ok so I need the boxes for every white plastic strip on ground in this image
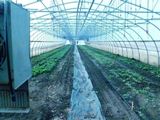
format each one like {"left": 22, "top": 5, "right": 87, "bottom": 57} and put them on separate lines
{"left": 68, "top": 45, "right": 105, "bottom": 120}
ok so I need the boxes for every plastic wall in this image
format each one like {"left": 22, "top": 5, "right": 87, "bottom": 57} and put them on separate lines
{"left": 30, "top": 29, "right": 67, "bottom": 57}
{"left": 11, "top": 0, "right": 160, "bottom": 64}
{"left": 87, "top": 36, "right": 160, "bottom": 66}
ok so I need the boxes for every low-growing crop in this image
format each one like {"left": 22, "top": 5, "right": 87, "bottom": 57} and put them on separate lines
{"left": 32, "top": 45, "right": 71, "bottom": 76}
{"left": 79, "top": 45, "right": 160, "bottom": 119}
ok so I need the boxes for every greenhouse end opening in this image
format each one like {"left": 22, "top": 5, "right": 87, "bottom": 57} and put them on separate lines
{"left": 0, "top": 0, "right": 160, "bottom": 120}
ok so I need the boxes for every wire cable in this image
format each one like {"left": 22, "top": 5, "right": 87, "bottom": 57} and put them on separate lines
{"left": 0, "top": 34, "right": 6, "bottom": 67}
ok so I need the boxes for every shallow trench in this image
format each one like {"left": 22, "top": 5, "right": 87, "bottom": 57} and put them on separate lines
{"left": 68, "top": 45, "right": 105, "bottom": 120}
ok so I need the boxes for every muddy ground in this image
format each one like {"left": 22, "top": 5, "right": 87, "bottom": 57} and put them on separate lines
{"left": 0, "top": 45, "right": 146, "bottom": 120}
{"left": 0, "top": 48, "right": 73, "bottom": 120}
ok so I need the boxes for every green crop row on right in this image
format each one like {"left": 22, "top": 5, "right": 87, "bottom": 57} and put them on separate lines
{"left": 79, "top": 45, "right": 160, "bottom": 120}
{"left": 80, "top": 46, "right": 160, "bottom": 80}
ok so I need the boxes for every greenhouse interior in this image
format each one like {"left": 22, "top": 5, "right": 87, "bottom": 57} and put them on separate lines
{"left": 0, "top": 0, "right": 160, "bottom": 120}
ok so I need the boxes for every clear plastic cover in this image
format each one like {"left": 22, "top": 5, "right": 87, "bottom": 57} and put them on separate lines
{"left": 9, "top": 0, "right": 160, "bottom": 66}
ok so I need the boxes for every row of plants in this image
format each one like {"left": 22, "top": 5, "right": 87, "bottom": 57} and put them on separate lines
{"left": 79, "top": 45, "right": 160, "bottom": 120}
{"left": 31, "top": 46, "right": 66, "bottom": 65}
{"left": 84, "top": 46, "right": 160, "bottom": 81}
{"left": 32, "top": 45, "right": 71, "bottom": 76}
{"left": 108, "top": 68, "right": 158, "bottom": 120}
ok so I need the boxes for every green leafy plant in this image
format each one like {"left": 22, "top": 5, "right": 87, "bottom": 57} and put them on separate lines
{"left": 32, "top": 45, "right": 71, "bottom": 76}
{"left": 79, "top": 45, "right": 160, "bottom": 119}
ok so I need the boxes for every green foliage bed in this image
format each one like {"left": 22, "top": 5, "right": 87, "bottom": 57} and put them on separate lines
{"left": 79, "top": 45, "right": 160, "bottom": 120}
{"left": 31, "top": 45, "right": 71, "bottom": 76}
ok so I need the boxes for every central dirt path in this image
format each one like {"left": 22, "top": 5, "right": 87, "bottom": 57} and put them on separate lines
{"left": 68, "top": 46, "right": 105, "bottom": 120}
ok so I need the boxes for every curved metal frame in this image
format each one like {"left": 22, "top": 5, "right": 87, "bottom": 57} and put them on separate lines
{"left": 12, "top": 0, "right": 160, "bottom": 65}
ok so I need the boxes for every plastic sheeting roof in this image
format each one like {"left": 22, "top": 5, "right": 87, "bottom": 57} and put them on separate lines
{"left": 9, "top": 0, "right": 160, "bottom": 65}
{"left": 11, "top": 0, "right": 160, "bottom": 40}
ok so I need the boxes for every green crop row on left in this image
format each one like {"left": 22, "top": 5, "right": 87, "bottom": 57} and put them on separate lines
{"left": 31, "top": 45, "right": 71, "bottom": 76}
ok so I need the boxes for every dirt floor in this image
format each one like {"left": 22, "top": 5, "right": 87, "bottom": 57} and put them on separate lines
{"left": 0, "top": 47, "right": 73, "bottom": 120}
{"left": 0, "top": 45, "right": 149, "bottom": 120}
